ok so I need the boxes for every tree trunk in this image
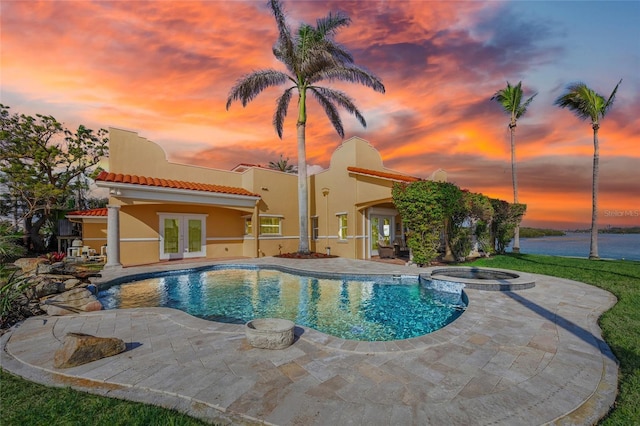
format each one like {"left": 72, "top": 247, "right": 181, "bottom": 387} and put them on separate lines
{"left": 296, "top": 96, "right": 310, "bottom": 254}
{"left": 510, "top": 124, "right": 520, "bottom": 253}
{"left": 442, "top": 218, "right": 455, "bottom": 262}
{"left": 589, "top": 125, "right": 600, "bottom": 259}
{"left": 24, "top": 215, "right": 47, "bottom": 253}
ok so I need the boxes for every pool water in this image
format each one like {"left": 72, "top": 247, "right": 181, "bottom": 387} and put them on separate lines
{"left": 98, "top": 267, "right": 467, "bottom": 341}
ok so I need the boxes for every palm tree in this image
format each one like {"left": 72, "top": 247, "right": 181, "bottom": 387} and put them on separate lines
{"left": 554, "top": 79, "right": 622, "bottom": 259}
{"left": 226, "top": 0, "right": 384, "bottom": 254}
{"left": 491, "top": 81, "right": 537, "bottom": 253}
{"left": 268, "top": 154, "right": 296, "bottom": 173}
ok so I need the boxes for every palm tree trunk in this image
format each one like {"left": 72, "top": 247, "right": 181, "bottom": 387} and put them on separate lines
{"left": 296, "top": 108, "right": 310, "bottom": 254}
{"left": 510, "top": 125, "right": 520, "bottom": 253}
{"left": 589, "top": 125, "right": 600, "bottom": 259}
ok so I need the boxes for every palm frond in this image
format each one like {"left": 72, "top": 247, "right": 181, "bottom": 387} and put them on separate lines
{"left": 309, "top": 88, "right": 345, "bottom": 137}
{"left": 273, "top": 88, "right": 294, "bottom": 138}
{"left": 315, "top": 11, "right": 351, "bottom": 38}
{"left": 491, "top": 81, "right": 536, "bottom": 120}
{"left": 603, "top": 79, "right": 622, "bottom": 116}
{"left": 554, "top": 82, "right": 600, "bottom": 122}
{"left": 313, "top": 65, "right": 385, "bottom": 93}
{"left": 269, "top": 0, "right": 295, "bottom": 62}
{"left": 226, "top": 70, "right": 290, "bottom": 109}
{"left": 311, "top": 86, "right": 366, "bottom": 128}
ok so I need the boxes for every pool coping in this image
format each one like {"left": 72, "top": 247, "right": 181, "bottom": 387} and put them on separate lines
{"left": 1, "top": 257, "right": 619, "bottom": 425}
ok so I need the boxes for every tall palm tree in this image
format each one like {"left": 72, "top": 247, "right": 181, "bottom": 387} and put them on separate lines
{"left": 227, "top": 0, "right": 384, "bottom": 254}
{"left": 268, "top": 154, "right": 296, "bottom": 173}
{"left": 554, "top": 79, "right": 622, "bottom": 259}
{"left": 491, "top": 81, "right": 537, "bottom": 253}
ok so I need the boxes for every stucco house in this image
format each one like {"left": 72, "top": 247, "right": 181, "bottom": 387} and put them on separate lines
{"left": 70, "top": 128, "right": 445, "bottom": 267}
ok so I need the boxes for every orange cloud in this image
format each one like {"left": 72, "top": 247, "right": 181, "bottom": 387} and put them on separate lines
{"left": 2, "top": 0, "right": 638, "bottom": 229}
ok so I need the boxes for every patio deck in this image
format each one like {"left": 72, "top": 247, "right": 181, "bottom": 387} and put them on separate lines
{"left": 1, "top": 257, "right": 618, "bottom": 425}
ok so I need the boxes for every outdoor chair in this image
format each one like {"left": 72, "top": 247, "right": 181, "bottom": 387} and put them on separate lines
{"left": 378, "top": 240, "right": 395, "bottom": 258}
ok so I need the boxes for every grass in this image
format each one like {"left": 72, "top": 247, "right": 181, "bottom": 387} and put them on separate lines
{"left": 469, "top": 254, "right": 640, "bottom": 425}
{"left": 0, "top": 368, "right": 209, "bottom": 425}
{"left": 1, "top": 254, "right": 638, "bottom": 424}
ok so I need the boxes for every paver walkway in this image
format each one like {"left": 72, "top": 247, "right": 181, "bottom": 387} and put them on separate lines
{"left": 1, "top": 258, "right": 618, "bottom": 425}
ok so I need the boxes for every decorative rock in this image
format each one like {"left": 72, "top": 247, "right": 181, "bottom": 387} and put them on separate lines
{"left": 63, "top": 278, "right": 82, "bottom": 291}
{"left": 245, "top": 318, "right": 295, "bottom": 349}
{"left": 41, "top": 288, "right": 103, "bottom": 315}
{"left": 54, "top": 332, "right": 126, "bottom": 368}
{"left": 34, "top": 279, "right": 64, "bottom": 298}
{"left": 13, "top": 258, "right": 48, "bottom": 273}
{"left": 36, "top": 263, "right": 54, "bottom": 274}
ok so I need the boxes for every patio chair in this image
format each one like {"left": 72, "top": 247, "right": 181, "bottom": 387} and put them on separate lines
{"left": 378, "top": 240, "right": 395, "bottom": 258}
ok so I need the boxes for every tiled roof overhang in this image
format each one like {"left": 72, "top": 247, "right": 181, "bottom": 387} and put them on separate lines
{"left": 66, "top": 208, "right": 108, "bottom": 218}
{"left": 95, "top": 171, "right": 260, "bottom": 208}
{"left": 347, "top": 167, "right": 421, "bottom": 183}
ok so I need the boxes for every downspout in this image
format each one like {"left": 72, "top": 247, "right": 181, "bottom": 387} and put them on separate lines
{"left": 253, "top": 201, "right": 260, "bottom": 258}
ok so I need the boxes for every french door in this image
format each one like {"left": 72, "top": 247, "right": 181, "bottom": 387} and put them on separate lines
{"left": 370, "top": 215, "right": 393, "bottom": 256}
{"left": 159, "top": 214, "right": 206, "bottom": 260}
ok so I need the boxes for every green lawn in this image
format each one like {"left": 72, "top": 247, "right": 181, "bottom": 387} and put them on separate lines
{"left": 1, "top": 254, "right": 638, "bottom": 425}
{"left": 0, "top": 367, "right": 209, "bottom": 425}
{"left": 469, "top": 254, "right": 640, "bottom": 425}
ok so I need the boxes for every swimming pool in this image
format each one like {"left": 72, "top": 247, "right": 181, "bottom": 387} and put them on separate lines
{"left": 98, "top": 266, "right": 467, "bottom": 341}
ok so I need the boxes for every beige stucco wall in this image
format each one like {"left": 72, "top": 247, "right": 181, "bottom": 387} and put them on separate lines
{"left": 115, "top": 203, "right": 250, "bottom": 266}
{"left": 80, "top": 221, "right": 107, "bottom": 253}
{"left": 309, "top": 137, "right": 413, "bottom": 259}
{"left": 109, "top": 128, "right": 243, "bottom": 187}
{"left": 102, "top": 130, "right": 445, "bottom": 264}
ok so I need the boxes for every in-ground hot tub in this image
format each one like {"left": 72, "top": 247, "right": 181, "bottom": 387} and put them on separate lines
{"left": 424, "top": 267, "right": 535, "bottom": 291}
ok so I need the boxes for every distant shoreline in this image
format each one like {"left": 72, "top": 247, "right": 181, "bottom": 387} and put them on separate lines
{"left": 521, "top": 226, "right": 640, "bottom": 238}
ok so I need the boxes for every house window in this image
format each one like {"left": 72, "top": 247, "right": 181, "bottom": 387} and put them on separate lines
{"left": 337, "top": 213, "right": 348, "bottom": 240}
{"left": 244, "top": 217, "right": 252, "bottom": 235}
{"left": 311, "top": 216, "right": 319, "bottom": 240}
{"left": 260, "top": 216, "right": 282, "bottom": 235}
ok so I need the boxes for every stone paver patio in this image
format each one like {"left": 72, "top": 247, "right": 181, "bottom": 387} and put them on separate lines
{"left": 1, "top": 258, "right": 618, "bottom": 425}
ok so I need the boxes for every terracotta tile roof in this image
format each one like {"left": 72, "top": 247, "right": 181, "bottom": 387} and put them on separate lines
{"left": 67, "top": 208, "right": 108, "bottom": 217}
{"left": 347, "top": 167, "right": 421, "bottom": 183}
{"left": 95, "top": 171, "right": 260, "bottom": 197}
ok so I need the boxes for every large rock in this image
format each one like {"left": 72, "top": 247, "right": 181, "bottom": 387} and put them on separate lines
{"left": 54, "top": 332, "right": 126, "bottom": 368}
{"left": 33, "top": 277, "right": 65, "bottom": 298}
{"left": 41, "top": 288, "right": 102, "bottom": 315}
{"left": 13, "top": 258, "right": 48, "bottom": 273}
{"left": 63, "top": 278, "right": 82, "bottom": 291}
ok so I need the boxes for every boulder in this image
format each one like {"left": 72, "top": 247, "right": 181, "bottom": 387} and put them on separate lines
{"left": 34, "top": 278, "right": 65, "bottom": 298}
{"left": 13, "top": 258, "right": 48, "bottom": 273}
{"left": 41, "top": 288, "right": 103, "bottom": 315}
{"left": 63, "top": 278, "right": 82, "bottom": 291}
{"left": 54, "top": 332, "right": 126, "bottom": 368}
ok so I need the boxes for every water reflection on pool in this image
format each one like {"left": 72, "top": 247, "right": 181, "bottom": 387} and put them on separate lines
{"left": 99, "top": 267, "right": 467, "bottom": 341}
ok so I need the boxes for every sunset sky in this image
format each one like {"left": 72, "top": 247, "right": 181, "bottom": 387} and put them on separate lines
{"left": 2, "top": 0, "right": 639, "bottom": 229}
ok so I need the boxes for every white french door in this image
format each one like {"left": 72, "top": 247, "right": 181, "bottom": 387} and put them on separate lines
{"left": 159, "top": 214, "right": 206, "bottom": 260}
{"left": 370, "top": 215, "right": 393, "bottom": 256}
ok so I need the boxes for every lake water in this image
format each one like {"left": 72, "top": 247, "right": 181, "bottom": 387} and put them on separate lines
{"left": 508, "top": 232, "right": 640, "bottom": 261}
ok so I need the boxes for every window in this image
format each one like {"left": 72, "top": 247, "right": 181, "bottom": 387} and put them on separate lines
{"left": 311, "top": 216, "right": 319, "bottom": 240}
{"left": 244, "top": 217, "right": 252, "bottom": 235}
{"left": 337, "top": 214, "right": 348, "bottom": 240}
{"left": 260, "top": 216, "right": 282, "bottom": 235}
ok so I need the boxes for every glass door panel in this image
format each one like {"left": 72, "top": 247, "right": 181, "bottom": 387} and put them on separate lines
{"left": 164, "top": 218, "right": 180, "bottom": 255}
{"left": 188, "top": 219, "right": 202, "bottom": 253}
{"left": 160, "top": 214, "right": 206, "bottom": 260}
{"left": 370, "top": 215, "right": 394, "bottom": 257}
{"left": 371, "top": 217, "right": 380, "bottom": 255}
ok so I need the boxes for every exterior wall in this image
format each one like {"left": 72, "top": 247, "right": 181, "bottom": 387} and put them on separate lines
{"left": 309, "top": 137, "right": 409, "bottom": 259}
{"left": 115, "top": 203, "right": 250, "bottom": 266}
{"left": 102, "top": 130, "right": 445, "bottom": 265}
{"left": 79, "top": 221, "right": 107, "bottom": 253}
{"left": 109, "top": 128, "right": 243, "bottom": 186}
